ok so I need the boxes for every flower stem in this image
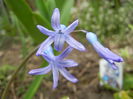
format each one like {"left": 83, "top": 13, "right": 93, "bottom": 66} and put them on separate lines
{"left": 73, "top": 30, "right": 88, "bottom": 33}
{"left": 2, "top": 46, "right": 38, "bottom": 99}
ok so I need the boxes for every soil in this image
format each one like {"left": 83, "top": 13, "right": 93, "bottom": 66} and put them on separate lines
{"left": 0, "top": 37, "right": 117, "bottom": 99}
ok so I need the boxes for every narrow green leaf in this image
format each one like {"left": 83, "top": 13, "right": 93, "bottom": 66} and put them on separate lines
{"left": 33, "top": 12, "right": 51, "bottom": 29}
{"left": 128, "top": 24, "right": 133, "bottom": 30}
{"left": 114, "top": 91, "right": 132, "bottom": 99}
{"left": 124, "top": 73, "right": 133, "bottom": 90}
{"left": 45, "top": 0, "right": 56, "bottom": 15}
{"left": 55, "top": 0, "right": 66, "bottom": 10}
{"left": 32, "top": 12, "right": 51, "bottom": 41}
{"left": 61, "top": 0, "right": 74, "bottom": 25}
{"left": 4, "top": 0, "right": 44, "bottom": 43}
{"left": 23, "top": 61, "right": 49, "bottom": 99}
{"left": 23, "top": 75, "right": 44, "bottom": 99}
{"left": 16, "top": 18, "right": 28, "bottom": 57}
{"left": 35, "top": 0, "right": 50, "bottom": 21}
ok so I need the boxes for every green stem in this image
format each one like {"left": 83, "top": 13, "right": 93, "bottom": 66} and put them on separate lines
{"left": 2, "top": 46, "right": 38, "bottom": 99}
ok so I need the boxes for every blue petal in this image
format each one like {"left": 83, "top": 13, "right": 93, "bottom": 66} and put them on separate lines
{"left": 28, "top": 65, "right": 51, "bottom": 75}
{"left": 66, "top": 35, "right": 86, "bottom": 51}
{"left": 51, "top": 8, "right": 60, "bottom": 30}
{"left": 37, "top": 25, "right": 55, "bottom": 36}
{"left": 56, "top": 46, "right": 73, "bottom": 60}
{"left": 54, "top": 34, "right": 65, "bottom": 51}
{"left": 36, "top": 36, "right": 54, "bottom": 56}
{"left": 52, "top": 64, "right": 59, "bottom": 89}
{"left": 59, "top": 67, "right": 78, "bottom": 83}
{"left": 58, "top": 59, "right": 78, "bottom": 67}
{"left": 92, "top": 41, "right": 123, "bottom": 62}
{"left": 42, "top": 55, "right": 52, "bottom": 63}
{"left": 63, "top": 19, "right": 79, "bottom": 34}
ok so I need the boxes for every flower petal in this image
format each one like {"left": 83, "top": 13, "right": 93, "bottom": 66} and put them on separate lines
{"left": 52, "top": 64, "right": 59, "bottom": 89}
{"left": 63, "top": 19, "right": 79, "bottom": 34}
{"left": 37, "top": 25, "right": 55, "bottom": 36}
{"left": 86, "top": 32, "right": 123, "bottom": 62}
{"left": 92, "top": 41, "right": 123, "bottom": 62}
{"left": 66, "top": 35, "right": 86, "bottom": 51}
{"left": 51, "top": 8, "right": 60, "bottom": 30}
{"left": 58, "top": 59, "right": 78, "bottom": 67}
{"left": 54, "top": 34, "right": 65, "bottom": 51}
{"left": 36, "top": 36, "right": 54, "bottom": 56}
{"left": 59, "top": 67, "right": 78, "bottom": 83}
{"left": 105, "top": 48, "right": 124, "bottom": 62}
{"left": 28, "top": 65, "right": 51, "bottom": 75}
{"left": 56, "top": 46, "right": 73, "bottom": 60}
{"left": 42, "top": 55, "right": 52, "bottom": 63}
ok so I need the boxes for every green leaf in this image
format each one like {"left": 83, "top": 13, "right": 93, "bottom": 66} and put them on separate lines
{"left": 55, "top": 0, "right": 66, "bottom": 10}
{"left": 23, "top": 62, "right": 49, "bottom": 99}
{"left": 119, "top": 48, "right": 130, "bottom": 58}
{"left": 23, "top": 75, "right": 44, "bottom": 99}
{"left": 32, "top": 12, "right": 51, "bottom": 41}
{"left": 61, "top": 0, "right": 74, "bottom": 25}
{"left": 61, "top": 96, "right": 70, "bottom": 99}
{"left": 45, "top": 0, "right": 56, "bottom": 15}
{"left": 128, "top": 24, "right": 133, "bottom": 30}
{"left": 12, "top": 14, "right": 28, "bottom": 57}
{"left": 32, "top": 12, "right": 51, "bottom": 29}
{"left": 35, "top": 0, "right": 50, "bottom": 21}
{"left": 124, "top": 73, "right": 133, "bottom": 90}
{"left": 114, "top": 91, "right": 132, "bottom": 99}
{"left": 4, "top": 0, "right": 44, "bottom": 43}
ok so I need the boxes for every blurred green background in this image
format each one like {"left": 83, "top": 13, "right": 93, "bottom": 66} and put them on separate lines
{"left": 0, "top": 0, "right": 133, "bottom": 99}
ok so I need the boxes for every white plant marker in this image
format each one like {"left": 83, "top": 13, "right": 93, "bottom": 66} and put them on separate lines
{"left": 99, "top": 59, "right": 123, "bottom": 89}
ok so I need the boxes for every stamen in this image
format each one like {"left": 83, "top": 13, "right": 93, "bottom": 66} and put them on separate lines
{"left": 58, "top": 30, "right": 63, "bottom": 34}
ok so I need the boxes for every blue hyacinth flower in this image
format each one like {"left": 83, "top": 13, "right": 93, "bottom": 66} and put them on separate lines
{"left": 36, "top": 8, "right": 86, "bottom": 56}
{"left": 86, "top": 32, "right": 124, "bottom": 69}
{"left": 29, "top": 46, "right": 78, "bottom": 89}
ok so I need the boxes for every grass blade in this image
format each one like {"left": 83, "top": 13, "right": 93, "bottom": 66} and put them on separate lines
{"left": 45, "top": 0, "right": 56, "bottom": 15}
{"left": 23, "top": 61, "right": 49, "bottom": 99}
{"left": 23, "top": 75, "right": 45, "bottom": 99}
{"left": 35, "top": 0, "right": 50, "bottom": 21}
{"left": 61, "top": 0, "right": 74, "bottom": 25}
{"left": 4, "top": 0, "right": 44, "bottom": 43}
{"left": 33, "top": 12, "right": 51, "bottom": 29}
{"left": 55, "top": 0, "right": 66, "bottom": 10}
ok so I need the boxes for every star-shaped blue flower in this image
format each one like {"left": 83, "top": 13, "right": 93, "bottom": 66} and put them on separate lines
{"left": 36, "top": 8, "right": 86, "bottom": 56}
{"left": 29, "top": 46, "right": 78, "bottom": 89}
{"left": 86, "top": 32, "right": 124, "bottom": 69}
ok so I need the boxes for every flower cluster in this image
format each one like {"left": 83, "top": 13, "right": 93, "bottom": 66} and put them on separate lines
{"left": 29, "top": 8, "right": 123, "bottom": 89}
{"left": 29, "top": 8, "right": 85, "bottom": 89}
